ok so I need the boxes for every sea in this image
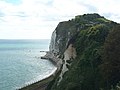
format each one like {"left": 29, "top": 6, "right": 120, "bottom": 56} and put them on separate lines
{"left": 0, "top": 39, "right": 57, "bottom": 90}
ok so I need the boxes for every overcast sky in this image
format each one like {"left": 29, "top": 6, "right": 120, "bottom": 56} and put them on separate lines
{"left": 0, "top": 0, "right": 120, "bottom": 39}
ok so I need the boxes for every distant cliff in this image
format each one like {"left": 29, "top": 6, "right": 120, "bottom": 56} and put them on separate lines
{"left": 47, "top": 13, "right": 120, "bottom": 90}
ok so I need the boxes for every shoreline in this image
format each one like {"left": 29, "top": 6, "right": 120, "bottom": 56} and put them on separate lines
{"left": 17, "top": 73, "right": 55, "bottom": 90}
{"left": 41, "top": 52, "right": 62, "bottom": 72}
{"left": 17, "top": 69, "right": 56, "bottom": 90}
{"left": 18, "top": 52, "right": 62, "bottom": 90}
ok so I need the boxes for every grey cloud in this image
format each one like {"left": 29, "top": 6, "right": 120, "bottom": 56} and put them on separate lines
{"left": 103, "top": 13, "right": 114, "bottom": 18}
{"left": 103, "top": 13, "right": 120, "bottom": 19}
{"left": 82, "top": 3, "right": 98, "bottom": 12}
{"left": 41, "top": 15, "right": 74, "bottom": 21}
{"left": 35, "top": 0, "right": 53, "bottom": 6}
{"left": 76, "top": 1, "right": 98, "bottom": 12}
{"left": 0, "top": 11, "right": 5, "bottom": 17}
{"left": 0, "top": 18, "right": 6, "bottom": 22}
{"left": 45, "top": 0, "right": 54, "bottom": 6}
{"left": 13, "top": 12, "right": 29, "bottom": 17}
{"left": 0, "top": 10, "right": 6, "bottom": 22}
{"left": 1, "top": 0, "right": 22, "bottom": 5}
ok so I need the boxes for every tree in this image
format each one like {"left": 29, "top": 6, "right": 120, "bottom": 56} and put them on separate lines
{"left": 101, "top": 25, "right": 120, "bottom": 88}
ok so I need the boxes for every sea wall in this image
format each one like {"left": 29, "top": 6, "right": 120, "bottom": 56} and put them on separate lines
{"left": 17, "top": 74, "right": 55, "bottom": 90}
{"left": 17, "top": 62, "right": 57, "bottom": 90}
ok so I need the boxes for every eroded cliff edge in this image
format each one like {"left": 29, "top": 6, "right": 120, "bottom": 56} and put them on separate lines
{"left": 46, "top": 13, "right": 120, "bottom": 90}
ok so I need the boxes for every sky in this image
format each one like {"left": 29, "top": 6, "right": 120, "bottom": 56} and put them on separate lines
{"left": 0, "top": 0, "right": 120, "bottom": 39}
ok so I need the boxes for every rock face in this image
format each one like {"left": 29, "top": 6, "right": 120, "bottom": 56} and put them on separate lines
{"left": 49, "top": 21, "right": 78, "bottom": 84}
{"left": 47, "top": 13, "right": 118, "bottom": 90}
{"left": 49, "top": 30, "right": 59, "bottom": 53}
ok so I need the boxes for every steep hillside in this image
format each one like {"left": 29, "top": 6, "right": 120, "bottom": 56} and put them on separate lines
{"left": 47, "top": 13, "right": 119, "bottom": 90}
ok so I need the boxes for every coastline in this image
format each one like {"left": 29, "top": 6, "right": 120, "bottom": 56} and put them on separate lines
{"left": 18, "top": 52, "right": 62, "bottom": 90}
{"left": 41, "top": 52, "right": 62, "bottom": 72}
{"left": 17, "top": 73, "right": 55, "bottom": 90}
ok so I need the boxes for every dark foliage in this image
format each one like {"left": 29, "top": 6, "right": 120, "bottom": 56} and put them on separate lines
{"left": 101, "top": 25, "right": 120, "bottom": 88}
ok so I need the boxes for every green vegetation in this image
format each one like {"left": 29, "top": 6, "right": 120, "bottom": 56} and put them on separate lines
{"left": 47, "top": 14, "right": 119, "bottom": 90}
{"left": 100, "top": 25, "right": 120, "bottom": 89}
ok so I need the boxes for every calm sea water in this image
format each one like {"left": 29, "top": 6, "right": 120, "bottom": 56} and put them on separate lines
{"left": 0, "top": 39, "right": 57, "bottom": 90}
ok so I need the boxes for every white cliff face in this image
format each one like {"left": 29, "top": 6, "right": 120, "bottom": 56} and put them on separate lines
{"left": 49, "top": 23, "right": 77, "bottom": 85}
{"left": 58, "top": 44, "right": 76, "bottom": 84}
{"left": 49, "top": 30, "right": 59, "bottom": 53}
